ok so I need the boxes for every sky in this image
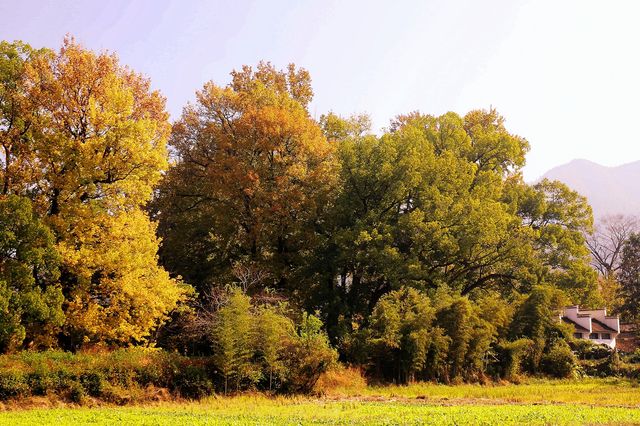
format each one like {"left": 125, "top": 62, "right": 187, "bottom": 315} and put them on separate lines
{"left": 1, "top": 0, "right": 639, "bottom": 180}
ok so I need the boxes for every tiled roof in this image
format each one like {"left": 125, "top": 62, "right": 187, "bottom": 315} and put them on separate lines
{"left": 591, "top": 318, "right": 617, "bottom": 333}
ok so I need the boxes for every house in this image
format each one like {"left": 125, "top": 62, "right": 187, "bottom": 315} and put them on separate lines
{"left": 560, "top": 306, "right": 620, "bottom": 349}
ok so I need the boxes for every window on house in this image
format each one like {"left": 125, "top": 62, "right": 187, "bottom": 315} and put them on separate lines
{"left": 601, "top": 333, "right": 611, "bottom": 340}
{"left": 589, "top": 333, "right": 599, "bottom": 339}
{"left": 573, "top": 333, "right": 583, "bottom": 339}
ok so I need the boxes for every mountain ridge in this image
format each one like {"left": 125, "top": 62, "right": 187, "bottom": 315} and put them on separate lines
{"left": 539, "top": 159, "right": 640, "bottom": 218}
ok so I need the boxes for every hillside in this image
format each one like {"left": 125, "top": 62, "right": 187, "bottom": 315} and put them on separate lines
{"left": 540, "top": 159, "right": 640, "bottom": 218}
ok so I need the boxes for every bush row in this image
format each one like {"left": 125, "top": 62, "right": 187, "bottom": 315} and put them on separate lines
{"left": 0, "top": 349, "right": 213, "bottom": 403}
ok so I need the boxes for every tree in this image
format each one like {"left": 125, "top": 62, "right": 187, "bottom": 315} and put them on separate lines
{"left": 367, "top": 287, "right": 440, "bottom": 383}
{"left": 211, "top": 287, "right": 259, "bottom": 394}
{"left": 509, "top": 286, "right": 572, "bottom": 373}
{"left": 153, "top": 62, "right": 337, "bottom": 294}
{"left": 509, "top": 286, "right": 569, "bottom": 342}
{"left": 208, "top": 286, "right": 335, "bottom": 394}
{"left": 0, "top": 195, "right": 63, "bottom": 352}
{"left": 319, "top": 112, "right": 372, "bottom": 141}
{"left": 391, "top": 109, "right": 534, "bottom": 296}
{"left": 434, "top": 295, "right": 499, "bottom": 382}
{"left": 586, "top": 215, "right": 637, "bottom": 279}
{"left": 1, "top": 38, "right": 186, "bottom": 347}
{"left": 506, "top": 178, "right": 599, "bottom": 304}
{"left": 255, "top": 302, "right": 295, "bottom": 390}
{"left": 586, "top": 215, "right": 637, "bottom": 311}
{"left": 617, "top": 233, "right": 640, "bottom": 323}
{"left": 305, "top": 109, "right": 595, "bottom": 342}
{"left": 0, "top": 41, "right": 49, "bottom": 195}
{"left": 59, "top": 209, "right": 186, "bottom": 345}
{"left": 280, "top": 312, "right": 337, "bottom": 393}
{"left": 365, "top": 287, "right": 508, "bottom": 383}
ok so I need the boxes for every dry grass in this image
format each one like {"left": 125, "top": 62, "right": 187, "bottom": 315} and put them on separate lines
{"left": 313, "top": 366, "right": 368, "bottom": 395}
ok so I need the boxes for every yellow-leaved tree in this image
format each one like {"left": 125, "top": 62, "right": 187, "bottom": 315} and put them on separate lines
{"left": 16, "top": 38, "right": 187, "bottom": 348}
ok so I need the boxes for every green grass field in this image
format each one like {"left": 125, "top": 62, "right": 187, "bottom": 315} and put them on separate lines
{"left": 1, "top": 378, "right": 639, "bottom": 425}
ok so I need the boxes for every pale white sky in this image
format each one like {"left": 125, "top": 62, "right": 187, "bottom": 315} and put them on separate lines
{"left": 1, "top": 0, "right": 638, "bottom": 180}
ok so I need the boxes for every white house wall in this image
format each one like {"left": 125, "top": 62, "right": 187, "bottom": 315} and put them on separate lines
{"left": 562, "top": 306, "right": 620, "bottom": 349}
{"left": 579, "top": 308, "right": 620, "bottom": 332}
{"left": 592, "top": 337, "right": 616, "bottom": 348}
{"left": 563, "top": 306, "right": 592, "bottom": 332}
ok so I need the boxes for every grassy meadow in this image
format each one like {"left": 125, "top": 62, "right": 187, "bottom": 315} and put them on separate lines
{"left": 1, "top": 378, "right": 640, "bottom": 425}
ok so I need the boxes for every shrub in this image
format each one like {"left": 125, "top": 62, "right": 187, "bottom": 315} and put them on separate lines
{"left": 0, "top": 319, "right": 339, "bottom": 403}
{"left": 135, "top": 356, "right": 170, "bottom": 387}
{"left": 55, "top": 368, "right": 77, "bottom": 391}
{"left": 496, "top": 338, "right": 533, "bottom": 380}
{"left": 0, "top": 370, "right": 29, "bottom": 400}
{"left": 619, "top": 362, "right": 640, "bottom": 379}
{"left": 578, "top": 359, "right": 609, "bottom": 377}
{"left": 67, "top": 381, "right": 86, "bottom": 403}
{"left": 608, "top": 350, "right": 623, "bottom": 375}
{"left": 313, "top": 366, "right": 367, "bottom": 395}
{"left": 625, "top": 349, "right": 640, "bottom": 364}
{"left": 103, "top": 365, "right": 136, "bottom": 388}
{"left": 280, "top": 313, "right": 338, "bottom": 393}
{"left": 540, "top": 341, "right": 576, "bottom": 378}
{"left": 171, "top": 364, "right": 214, "bottom": 399}
{"left": 80, "top": 372, "right": 105, "bottom": 397}
{"left": 96, "top": 382, "right": 131, "bottom": 405}
{"left": 27, "top": 371, "right": 57, "bottom": 396}
{"left": 571, "top": 339, "right": 612, "bottom": 360}
{"left": 0, "top": 348, "right": 207, "bottom": 403}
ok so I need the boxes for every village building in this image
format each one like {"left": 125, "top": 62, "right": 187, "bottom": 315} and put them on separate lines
{"left": 560, "top": 306, "right": 620, "bottom": 349}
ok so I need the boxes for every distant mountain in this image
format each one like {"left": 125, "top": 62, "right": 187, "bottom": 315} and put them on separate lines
{"left": 540, "top": 159, "right": 640, "bottom": 219}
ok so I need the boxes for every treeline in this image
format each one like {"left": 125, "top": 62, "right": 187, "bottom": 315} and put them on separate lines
{"left": 0, "top": 38, "right": 631, "bottom": 389}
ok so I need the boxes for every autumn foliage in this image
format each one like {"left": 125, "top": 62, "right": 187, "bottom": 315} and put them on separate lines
{"left": 0, "top": 38, "right": 185, "bottom": 349}
{"left": 1, "top": 37, "right": 633, "bottom": 391}
{"left": 152, "top": 61, "right": 337, "bottom": 292}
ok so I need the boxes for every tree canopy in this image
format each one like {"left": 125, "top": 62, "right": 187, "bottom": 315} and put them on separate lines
{"left": 0, "top": 37, "right": 612, "bottom": 387}
{"left": 0, "top": 38, "right": 186, "bottom": 348}
{"left": 153, "top": 61, "right": 337, "bottom": 293}
{"left": 301, "top": 110, "right": 597, "bottom": 341}
{"left": 0, "top": 195, "right": 63, "bottom": 351}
